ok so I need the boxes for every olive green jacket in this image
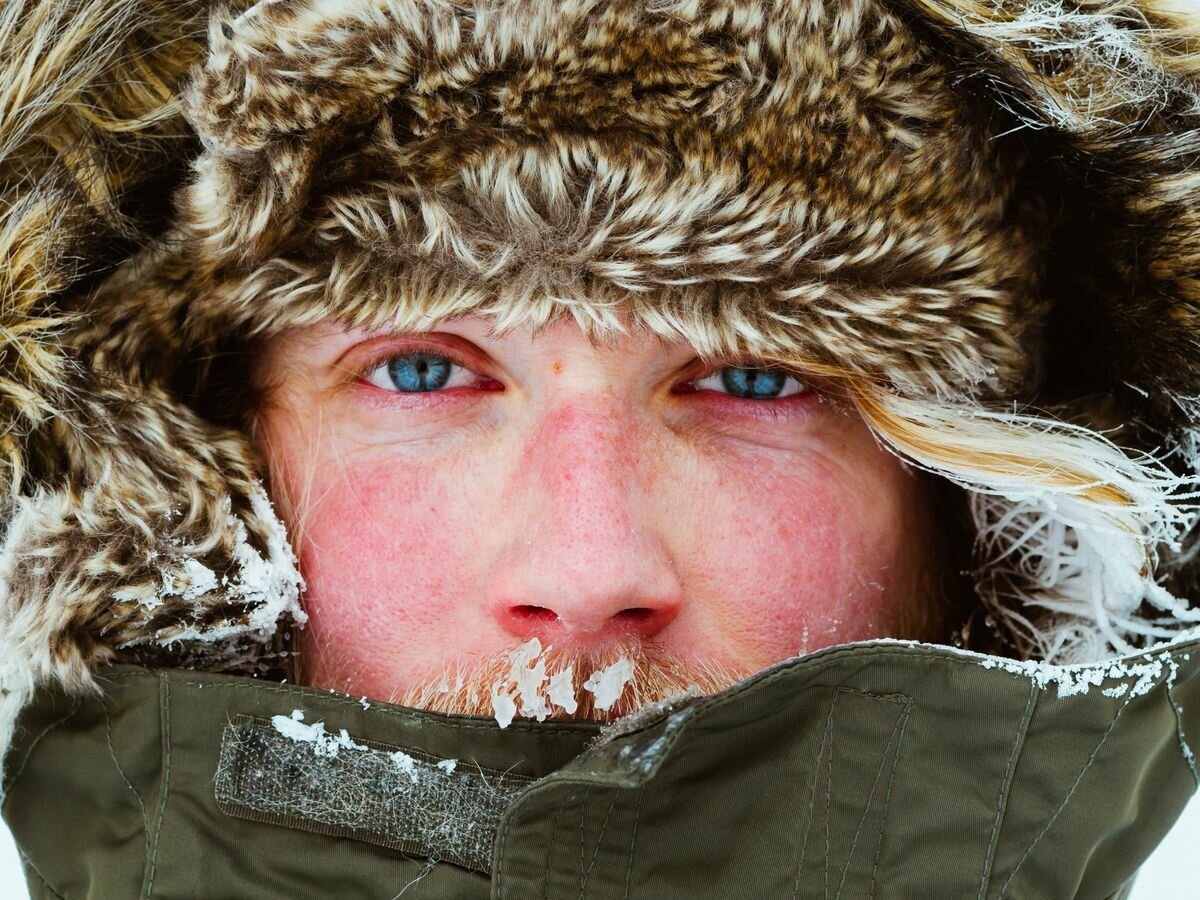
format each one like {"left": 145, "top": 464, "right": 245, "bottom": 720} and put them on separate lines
{"left": 5, "top": 640, "right": 1200, "bottom": 899}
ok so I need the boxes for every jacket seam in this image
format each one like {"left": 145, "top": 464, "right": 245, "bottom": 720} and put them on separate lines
{"left": 995, "top": 693, "right": 1131, "bottom": 899}
{"left": 493, "top": 796, "right": 513, "bottom": 898}
{"left": 102, "top": 700, "right": 151, "bottom": 871}
{"left": 824, "top": 694, "right": 835, "bottom": 900}
{"left": 621, "top": 787, "right": 644, "bottom": 900}
{"left": 576, "top": 786, "right": 592, "bottom": 897}
{"left": 826, "top": 689, "right": 911, "bottom": 900}
{"left": 141, "top": 673, "right": 172, "bottom": 899}
{"left": 791, "top": 693, "right": 833, "bottom": 898}
{"left": 1164, "top": 674, "right": 1199, "bottom": 788}
{"left": 862, "top": 699, "right": 910, "bottom": 900}
{"left": 19, "top": 851, "right": 67, "bottom": 900}
{"left": 679, "top": 646, "right": 1184, "bottom": 734}
{"left": 1, "top": 704, "right": 78, "bottom": 799}
{"left": 2, "top": 705, "right": 78, "bottom": 900}
{"left": 977, "top": 680, "right": 1038, "bottom": 900}
{"left": 792, "top": 691, "right": 830, "bottom": 897}
{"left": 578, "top": 788, "right": 618, "bottom": 899}
{"left": 541, "top": 785, "right": 569, "bottom": 900}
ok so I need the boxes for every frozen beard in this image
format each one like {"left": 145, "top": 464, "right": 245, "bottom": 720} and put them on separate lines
{"left": 395, "top": 638, "right": 749, "bottom": 727}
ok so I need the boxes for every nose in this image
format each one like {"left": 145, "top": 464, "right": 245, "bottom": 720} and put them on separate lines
{"left": 487, "top": 398, "right": 684, "bottom": 648}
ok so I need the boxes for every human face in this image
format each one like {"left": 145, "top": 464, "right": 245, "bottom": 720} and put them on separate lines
{"left": 252, "top": 314, "right": 946, "bottom": 717}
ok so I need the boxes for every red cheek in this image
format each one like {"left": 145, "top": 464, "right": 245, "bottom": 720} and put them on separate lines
{"left": 294, "top": 460, "right": 464, "bottom": 625}
{"left": 684, "top": 452, "right": 892, "bottom": 664}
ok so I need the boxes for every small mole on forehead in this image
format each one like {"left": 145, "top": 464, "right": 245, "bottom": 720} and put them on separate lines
{"left": 552, "top": 361, "right": 564, "bottom": 374}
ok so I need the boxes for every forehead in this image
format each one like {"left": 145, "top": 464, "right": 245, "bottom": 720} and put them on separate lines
{"left": 179, "top": 0, "right": 1039, "bottom": 399}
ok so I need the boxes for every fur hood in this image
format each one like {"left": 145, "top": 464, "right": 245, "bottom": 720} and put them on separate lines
{"left": 1, "top": 0, "right": 1199, "bottom": 761}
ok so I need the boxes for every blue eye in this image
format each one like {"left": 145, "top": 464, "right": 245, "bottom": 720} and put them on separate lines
{"left": 384, "top": 353, "right": 453, "bottom": 392}
{"left": 722, "top": 367, "right": 786, "bottom": 399}
{"left": 695, "top": 366, "right": 809, "bottom": 399}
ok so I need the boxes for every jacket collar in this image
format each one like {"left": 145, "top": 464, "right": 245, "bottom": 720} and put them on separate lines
{"left": 5, "top": 638, "right": 1200, "bottom": 897}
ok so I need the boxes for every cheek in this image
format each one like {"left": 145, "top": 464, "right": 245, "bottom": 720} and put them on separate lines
{"left": 282, "top": 451, "right": 492, "bottom": 686}
{"left": 677, "top": 447, "right": 920, "bottom": 666}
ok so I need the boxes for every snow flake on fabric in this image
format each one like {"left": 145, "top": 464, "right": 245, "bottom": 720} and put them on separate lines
{"left": 215, "top": 714, "right": 530, "bottom": 873}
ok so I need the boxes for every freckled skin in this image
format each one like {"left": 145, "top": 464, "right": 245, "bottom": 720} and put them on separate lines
{"left": 254, "top": 315, "right": 941, "bottom": 701}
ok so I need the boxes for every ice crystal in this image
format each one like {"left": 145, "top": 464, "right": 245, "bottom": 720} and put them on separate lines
{"left": 583, "top": 657, "right": 635, "bottom": 711}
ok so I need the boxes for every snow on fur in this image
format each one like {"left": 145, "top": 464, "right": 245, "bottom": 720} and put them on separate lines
{"left": 915, "top": 0, "right": 1200, "bottom": 133}
{"left": 0, "top": 481, "right": 304, "bottom": 782}
{"left": 0, "top": 0, "right": 1198, "bottom": 759}
{"left": 861, "top": 389, "right": 1200, "bottom": 662}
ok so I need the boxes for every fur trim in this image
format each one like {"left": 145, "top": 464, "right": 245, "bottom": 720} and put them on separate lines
{"left": 856, "top": 389, "right": 1199, "bottom": 662}
{"left": 2, "top": 0, "right": 1200, "bottom": 768}
{"left": 168, "top": 0, "right": 1046, "bottom": 398}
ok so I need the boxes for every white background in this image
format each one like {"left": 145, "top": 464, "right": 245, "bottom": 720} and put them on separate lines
{"left": 2, "top": 794, "right": 1199, "bottom": 895}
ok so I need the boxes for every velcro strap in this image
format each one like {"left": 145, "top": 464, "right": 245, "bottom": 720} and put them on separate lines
{"left": 213, "top": 715, "right": 532, "bottom": 873}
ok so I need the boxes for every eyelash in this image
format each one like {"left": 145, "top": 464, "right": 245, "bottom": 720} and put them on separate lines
{"left": 687, "top": 364, "right": 811, "bottom": 399}
{"left": 356, "top": 346, "right": 811, "bottom": 402}
{"left": 357, "top": 343, "right": 490, "bottom": 391}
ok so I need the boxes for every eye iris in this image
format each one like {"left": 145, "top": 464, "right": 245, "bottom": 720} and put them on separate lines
{"left": 387, "top": 353, "right": 452, "bottom": 392}
{"left": 721, "top": 366, "right": 786, "bottom": 399}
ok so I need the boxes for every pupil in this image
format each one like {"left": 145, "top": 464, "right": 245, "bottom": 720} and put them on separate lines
{"left": 721, "top": 367, "right": 786, "bottom": 399}
{"left": 388, "top": 353, "right": 452, "bottom": 392}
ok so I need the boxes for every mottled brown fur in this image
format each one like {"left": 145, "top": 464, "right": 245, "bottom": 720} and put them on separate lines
{"left": 0, "top": 0, "right": 1198, "bottom": 727}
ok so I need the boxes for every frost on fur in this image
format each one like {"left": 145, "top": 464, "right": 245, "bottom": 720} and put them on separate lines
{"left": 118, "top": 482, "right": 307, "bottom": 665}
{"left": 863, "top": 390, "right": 1200, "bottom": 663}
{"left": 915, "top": 0, "right": 1200, "bottom": 133}
{"left": 1167, "top": 395, "right": 1200, "bottom": 579}
{"left": 0, "top": 480, "right": 306, "bottom": 779}
{"left": 970, "top": 488, "right": 1199, "bottom": 662}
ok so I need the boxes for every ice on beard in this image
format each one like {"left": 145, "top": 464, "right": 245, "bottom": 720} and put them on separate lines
{"left": 510, "top": 639, "right": 550, "bottom": 720}
{"left": 583, "top": 657, "right": 635, "bottom": 711}
{"left": 489, "top": 688, "right": 517, "bottom": 729}
{"left": 546, "top": 667, "right": 577, "bottom": 714}
{"left": 487, "top": 638, "right": 633, "bottom": 728}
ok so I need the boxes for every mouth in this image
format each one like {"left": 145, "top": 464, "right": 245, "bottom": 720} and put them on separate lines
{"left": 394, "top": 637, "right": 749, "bottom": 727}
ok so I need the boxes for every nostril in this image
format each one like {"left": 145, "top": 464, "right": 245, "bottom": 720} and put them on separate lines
{"left": 494, "top": 599, "right": 680, "bottom": 641}
{"left": 511, "top": 605, "right": 559, "bottom": 624}
{"left": 615, "top": 607, "right": 657, "bottom": 624}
